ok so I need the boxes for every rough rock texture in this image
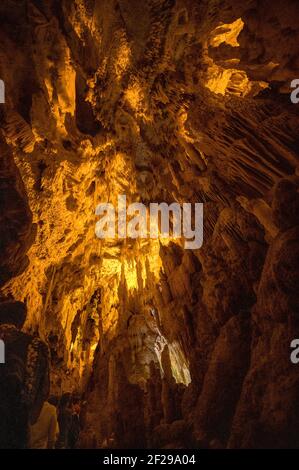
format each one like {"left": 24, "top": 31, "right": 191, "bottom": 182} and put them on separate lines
{"left": 0, "top": 0, "right": 299, "bottom": 448}
{"left": 0, "top": 127, "right": 34, "bottom": 288}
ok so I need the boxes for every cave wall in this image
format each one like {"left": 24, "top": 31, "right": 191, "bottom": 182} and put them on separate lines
{"left": 0, "top": 0, "right": 299, "bottom": 448}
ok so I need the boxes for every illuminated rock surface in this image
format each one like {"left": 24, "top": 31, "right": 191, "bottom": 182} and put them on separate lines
{"left": 0, "top": 0, "right": 299, "bottom": 448}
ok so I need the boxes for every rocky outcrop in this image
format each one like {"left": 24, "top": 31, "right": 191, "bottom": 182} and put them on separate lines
{"left": 0, "top": 129, "right": 34, "bottom": 288}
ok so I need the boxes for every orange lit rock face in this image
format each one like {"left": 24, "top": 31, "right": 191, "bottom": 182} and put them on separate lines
{"left": 0, "top": 0, "right": 299, "bottom": 449}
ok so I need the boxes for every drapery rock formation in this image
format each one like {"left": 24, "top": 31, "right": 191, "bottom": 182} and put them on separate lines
{"left": 0, "top": 0, "right": 299, "bottom": 448}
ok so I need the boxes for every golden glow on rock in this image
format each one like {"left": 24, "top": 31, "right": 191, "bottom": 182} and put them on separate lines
{"left": 205, "top": 18, "right": 268, "bottom": 97}
{"left": 209, "top": 18, "right": 244, "bottom": 48}
{"left": 115, "top": 40, "right": 132, "bottom": 81}
{"left": 168, "top": 341, "right": 191, "bottom": 385}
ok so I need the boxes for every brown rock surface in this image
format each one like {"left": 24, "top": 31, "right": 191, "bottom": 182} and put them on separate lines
{"left": 0, "top": 0, "right": 299, "bottom": 448}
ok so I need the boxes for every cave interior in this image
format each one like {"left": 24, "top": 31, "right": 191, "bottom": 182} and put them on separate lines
{"left": 0, "top": 0, "right": 299, "bottom": 449}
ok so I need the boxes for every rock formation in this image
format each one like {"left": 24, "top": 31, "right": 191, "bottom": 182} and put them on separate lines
{"left": 0, "top": 0, "right": 299, "bottom": 448}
